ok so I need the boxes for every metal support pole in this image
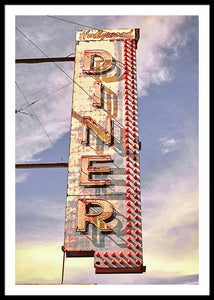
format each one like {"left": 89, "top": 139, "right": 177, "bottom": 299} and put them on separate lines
{"left": 61, "top": 250, "right": 66, "bottom": 285}
{"left": 15, "top": 162, "right": 68, "bottom": 169}
{"left": 15, "top": 57, "right": 75, "bottom": 64}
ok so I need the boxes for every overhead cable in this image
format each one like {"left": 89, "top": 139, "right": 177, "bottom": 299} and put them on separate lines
{"left": 16, "top": 82, "right": 72, "bottom": 113}
{"left": 15, "top": 81, "right": 65, "bottom": 163}
{"left": 47, "top": 15, "right": 99, "bottom": 30}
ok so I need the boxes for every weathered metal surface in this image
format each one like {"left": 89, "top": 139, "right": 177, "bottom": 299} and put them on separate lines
{"left": 63, "top": 28, "right": 145, "bottom": 274}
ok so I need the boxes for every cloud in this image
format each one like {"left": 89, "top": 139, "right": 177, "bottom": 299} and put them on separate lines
{"left": 137, "top": 16, "right": 187, "bottom": 95}
{"left": 16, "top": 241, "right": 63, "bottom": 283}
{"left": 159, "top": 137, "right": 179, "bottom": 154}
{"left": 16, "top": 240, "right": 198, "bottom": 285}
{"left": 143, "top": 119, "right": 198, "bottom": 220}
{"left": 141, "top": 119, "right": 199, "bottom": 277}
{"left": 16, "top": 193, "right": 65, "bottom": 243}
{"left": 15, "top": 170, "right": 29, "bottom": 183}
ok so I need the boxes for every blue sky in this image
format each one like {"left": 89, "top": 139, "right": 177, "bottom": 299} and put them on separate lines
{"left": 7, "top": 6, "right": 209, "bottom": 295}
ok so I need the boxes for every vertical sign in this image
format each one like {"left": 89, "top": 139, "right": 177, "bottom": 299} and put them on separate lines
{"left": 62, "top": 28, "right": 146, "bottom": 273}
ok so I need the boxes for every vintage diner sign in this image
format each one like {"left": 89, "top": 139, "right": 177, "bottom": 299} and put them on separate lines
{"left": 62, "top": 28, "right": 146, "bottom": 274}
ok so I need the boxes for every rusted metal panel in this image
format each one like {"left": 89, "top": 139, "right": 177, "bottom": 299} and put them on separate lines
{"left": 63, "top": 28, "right": 145, "bottom": 274}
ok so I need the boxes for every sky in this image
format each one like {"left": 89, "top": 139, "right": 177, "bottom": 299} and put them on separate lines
{"left": 5, "top": 5, "right": 209, "bottom": 296}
